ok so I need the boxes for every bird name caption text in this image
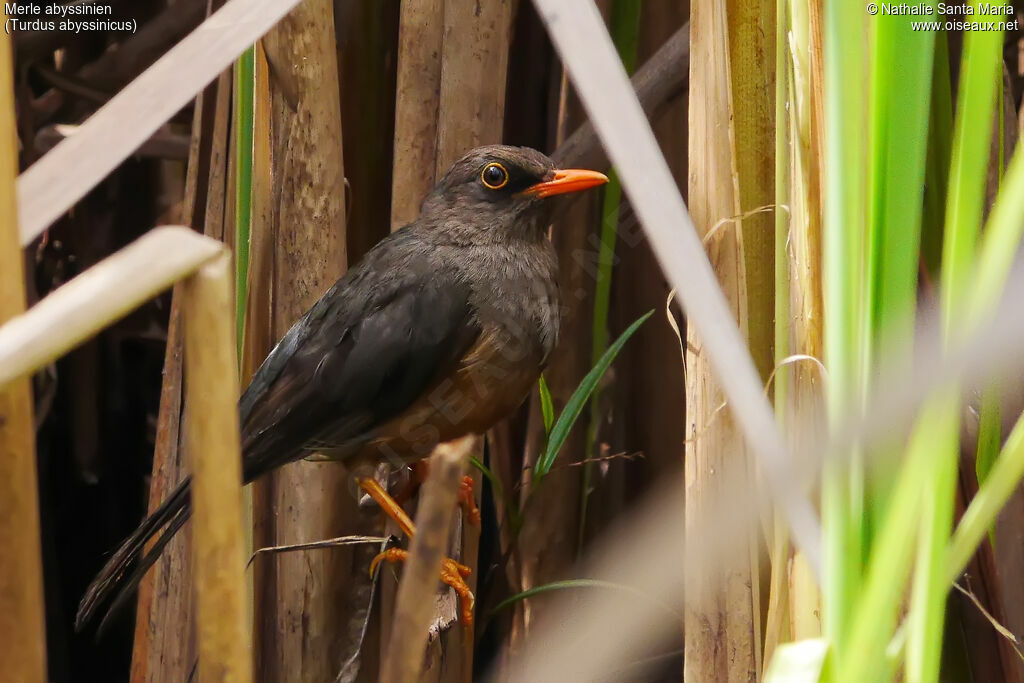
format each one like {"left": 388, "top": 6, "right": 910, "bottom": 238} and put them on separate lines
{"left": 4, "top": 3, "right": 137, "bottom": 36}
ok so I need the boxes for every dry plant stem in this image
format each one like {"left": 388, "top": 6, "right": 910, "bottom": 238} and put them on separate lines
{"left": 0, "top": 227, "right": 222, "bottom": 385}
{"left": 389, "top": 0, "right": 444, "bottom": 231}
{"left": 17, "top": 0, "right": 310, "bottom": 245}
{"left": 380, "top": 438, "right": 475, "bottom": 683}
{"left": 684, "top": 0, "right": 758, "bottom": 679}
{"left": 130, "top": 290, "right": 193, "bottom": 683}
{"left": 422, "top": 0, "right": 513, "bottom": 676}
{"left": 252, "top": 2, "right": 349, "bottom": 680}
{"left": 0, "top": 17, "right": 46, "bottom": 683}
{"left": 131, "top": 69, "right": 218, "bottom": 681}
{"left": 182, "top": 254, "right": 252, "bottom": 683}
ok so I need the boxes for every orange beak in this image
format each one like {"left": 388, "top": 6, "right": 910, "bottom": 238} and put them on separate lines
{"left": 521, "top": 168, "right": 609, "bottom": 198}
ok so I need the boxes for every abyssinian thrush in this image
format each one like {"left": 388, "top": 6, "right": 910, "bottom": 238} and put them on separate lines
{"left": 76, "top": 145, "right": 607, "bottom": 630}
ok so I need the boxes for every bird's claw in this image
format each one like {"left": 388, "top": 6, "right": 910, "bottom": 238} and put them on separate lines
{"left": 370, "top": 547, "right": 475, "bottom": 625}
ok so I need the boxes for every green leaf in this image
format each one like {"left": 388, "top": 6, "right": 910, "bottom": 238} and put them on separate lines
{"left": 538, "top": 373, "right": 554, "bottom": 437}
{"left": 233, "top": 46, "right": 255, "bottom": 358}
{"left": 533, "top": 310, "right": 652, "bottom": 480}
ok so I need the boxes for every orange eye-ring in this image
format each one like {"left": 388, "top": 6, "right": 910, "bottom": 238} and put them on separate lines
{"left": 480, "top": 162, "right": 509, "bottom": 190}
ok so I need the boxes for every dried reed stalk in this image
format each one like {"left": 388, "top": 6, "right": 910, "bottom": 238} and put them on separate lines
{"left": 182, "top": 253, "right": 252, "bottom": 683}
{"left": 252, "top": 2, "right": 349, "bottom": 680}
{"left": 389, "top": 0, "right": 444, "bottom": 232}
{"left": 0, "top": 17, "right": 46, "bottom": 683}
{"left": 0, "top": 228, "right": 223, "bottom": 385}
{"left": 422, "top": 1, "right": 515, "bottom": 676}
{"left": 684, "top": 0, "right": 758, "bottom": 678}
{"left": 384, "top": 1, "right": 445, "bottom": 671}
{"left": 380, "top": 437, "right": 475, "bottom": 683}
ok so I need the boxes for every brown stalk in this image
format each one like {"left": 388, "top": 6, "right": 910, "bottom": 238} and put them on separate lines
{"left": 252, "top": 2, "right": 350, "bottom": 681}
{"left": 181, "top": 252, "right": 252, "bottom": 683}
{"left": 0, "top": 18, "right": 47, "bottom": 683}
{"left": 380, "top": 436, "right": 475, "bottom": 683}
{"left": 684, "top": 0, "right": 758, "bottom": 680}
{"left": 413, "top": 1, "right": 516, "bottom": 676}
{"left": 131, "top": 61, "right": 221, "bottom": 682}
{"left": 389, "top": 0, "right": 444, "bottom": 232}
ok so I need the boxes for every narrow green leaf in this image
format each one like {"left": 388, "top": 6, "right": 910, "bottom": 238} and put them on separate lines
{"left": 233, "top": 46, "right": 255, "bottom": 357}
{"left": 975, "top": 384, "right": 1002, "bottom": 486}
{"left": 533, "top": 310, "right": 653, "bottom": 480}
{"left": 538, "top": 373, "right": 554, "bottom": 437}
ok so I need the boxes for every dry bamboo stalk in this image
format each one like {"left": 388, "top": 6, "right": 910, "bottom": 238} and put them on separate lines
{"left": 182, "top": 252, "right": 252, "bottom": 683}
{"left": 684, "top": 0, "right": 758, "bottom": 679}
{"left": 0, "top": 227, "right": 223, "bottom": 385}
{"left": 252, "top": 2, "right": 349, "bottom": 680}
{"left": 384, "top": 0, "right": 444, "bottom": 669}
{"left": 0, "top": 16, "right": 47, "bottom": 683}
{"left": 380, "top": 437, "right": 475, "bottom": 683}
{"left": 420, "top": 2, "right": 514, "bottom": 676}
{"left": 784, "top": 0, "right": 825, "bottom": 645}
{"left": 130, "top": 62, "right": 221, "bottom": 681}
{"left": 130, "top": 289, "right": 194, "bottom": 683}
{"left": 17, "top": 0, "right": 309, "bottom": 246}
{"left": 725, "top": 0, "right": 778, "bottom": 673}
{"left": 433, "top": 0, "right": 513, "bottom": 171}
{"left": 389, "top": 0, "right": 444, "bottom": 231}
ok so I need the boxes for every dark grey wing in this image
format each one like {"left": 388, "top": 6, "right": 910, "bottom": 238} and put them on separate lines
{"left": 238, "top": 271, "right": 479, "bottom": 482}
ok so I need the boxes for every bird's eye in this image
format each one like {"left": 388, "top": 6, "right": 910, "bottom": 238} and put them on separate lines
{"left": 480, "top": 162, "right": 509, "bottom": 190}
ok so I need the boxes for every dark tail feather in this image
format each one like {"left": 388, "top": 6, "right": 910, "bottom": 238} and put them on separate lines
{"left": 75, "top": 478, "right": 192, "bottom": 633}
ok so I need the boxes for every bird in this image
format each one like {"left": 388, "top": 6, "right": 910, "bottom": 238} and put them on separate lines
{"left": 75, "top": 144, "right": 608, "bottom": 632}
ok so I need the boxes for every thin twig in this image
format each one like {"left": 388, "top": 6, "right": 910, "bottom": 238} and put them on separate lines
{"left": 245, "top": 536, "right": 390, "bottom": 570}
{"left": 953, "top": 582, "right": 1024, "bottom": 663}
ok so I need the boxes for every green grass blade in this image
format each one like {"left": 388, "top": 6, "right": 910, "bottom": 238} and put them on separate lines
{"left": 975, "top": 384, "right": 1002, "bottom": 486}
{"left": 233, "top": 46, "right": 255, "bottom": 356}
{"left": 865, "top": 8, "right": 935, "bottom": 350}
{"left": 949, "top": 412, "right": 1024, "bottom": 582}
{"left": 906, "top": 11, "right": 1005, "bottom": 680}
{"left": 920, "top": 32, "right": 953, "bottom": 279}
{"left": 538, "top": 373, "right": 555, "bottom": 437}
{"left": 822, "top": 0, "right": 869, "bottom": 660}
{"left": 534, "top": 310, "right": 652, "bottom": 480}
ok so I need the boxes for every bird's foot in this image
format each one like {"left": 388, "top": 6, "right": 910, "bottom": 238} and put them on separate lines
{"left": 369, "top": 547, "right": 475, "bottom": 625}
{"left": 358, "top": 477, "right": 476, "bottom": 625}
{"left": 458, "top": 475, "right": 481, "bottom": 525}
{"left": 394, "top": 462, "right": 480, "bottom": 526}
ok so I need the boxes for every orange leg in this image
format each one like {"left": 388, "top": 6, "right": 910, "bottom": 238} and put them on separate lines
{"left": 358, "top": 478, "right": 476, "bottom": 625}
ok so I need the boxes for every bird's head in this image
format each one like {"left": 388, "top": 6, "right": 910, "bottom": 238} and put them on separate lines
{"left": 419, "top": 145, "right": 608, "bottom": 244}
